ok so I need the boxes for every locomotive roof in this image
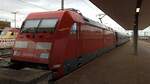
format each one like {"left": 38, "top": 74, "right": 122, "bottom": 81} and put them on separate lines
{"left": 27, "top": 11, "right": 64, "bottom": 19}
{"left": 83, "top": 17, "right": 112, "bottom": 30}
{"left": 26, "top": 9, "right": 84, "bottom": 23}
{"left": 26, "top": 9, "right": 115, "bottom": 31}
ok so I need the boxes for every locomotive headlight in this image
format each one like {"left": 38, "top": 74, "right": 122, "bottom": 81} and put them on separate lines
{"left": 13, "top": 50, "right": 21, "bottom": 56}
{"left": 14, "top": 41, "right": 28, "bottom": 48}
{"left": 36, "top": 42, "right": 52, "bottom": 50}
{"left": 40, "top": 53, "right": 49, "bottom": 59}
{"left": 13, "top": 51, "right": 17, "bottom": 56}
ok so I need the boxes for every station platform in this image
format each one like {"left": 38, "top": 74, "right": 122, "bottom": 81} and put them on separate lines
{"left": 55, "top": 40, "right": 150, "bottom": 84}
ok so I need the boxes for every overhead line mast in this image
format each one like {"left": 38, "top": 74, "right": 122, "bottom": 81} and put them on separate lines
{"left": 133, "top": 0, "right": 143, "bottom": 55}
{"left": 61, "top": 0, "right": 64, "bottom": 10}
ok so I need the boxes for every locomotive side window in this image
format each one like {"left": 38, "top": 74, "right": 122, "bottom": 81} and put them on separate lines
{"left": 71, "top": 23, "right": 77, "bottom": 34}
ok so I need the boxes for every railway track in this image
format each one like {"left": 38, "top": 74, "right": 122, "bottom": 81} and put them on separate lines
{"left": 0, "top": 68, "right": 53, "bottom": 84}
{"left": 0, "top": 48, "right": 13, "bottom": 57}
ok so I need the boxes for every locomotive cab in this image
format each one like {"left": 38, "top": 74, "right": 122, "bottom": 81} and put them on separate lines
{"left": 11, "top": 9, "right": 83, "bottom": 77}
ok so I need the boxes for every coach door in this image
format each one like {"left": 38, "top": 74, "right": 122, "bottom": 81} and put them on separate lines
{"left": 70, "top": 22, "right": 80, "bottom": 58}
{"left": 64, "top": 22, "right": 80, "bottom": 74}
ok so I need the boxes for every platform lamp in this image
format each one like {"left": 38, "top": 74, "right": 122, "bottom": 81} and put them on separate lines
{"left": 11, "top": 11, "right": 18, "bottom": 28}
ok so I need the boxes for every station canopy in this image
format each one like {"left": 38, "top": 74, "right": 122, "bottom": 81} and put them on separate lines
{"left": 90, "top": 0, "right": 150, "bottom": 30}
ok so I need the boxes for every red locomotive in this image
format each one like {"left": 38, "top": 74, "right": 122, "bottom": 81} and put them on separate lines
{"left": 11, "top": 9, "right": 129, "bottom": 79}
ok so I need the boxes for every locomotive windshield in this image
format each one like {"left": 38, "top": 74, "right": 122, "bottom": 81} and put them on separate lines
{"left": 22, "top": 19, "right": 58, "bottom": 33}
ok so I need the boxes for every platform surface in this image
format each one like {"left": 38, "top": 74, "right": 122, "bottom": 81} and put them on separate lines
{"left": 56, "top": 40, "right": 150, "bottom": 84}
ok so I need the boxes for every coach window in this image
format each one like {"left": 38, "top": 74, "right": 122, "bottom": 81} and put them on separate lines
{"left": 70, "top": 23, "right": 77, "bottom": 34}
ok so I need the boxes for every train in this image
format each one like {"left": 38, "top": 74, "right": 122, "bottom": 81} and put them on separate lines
{"left": 0, "top": 21, "right": 11, "bottom": 35}
{"left": 0, "top": 28, "right": 20, "bottom": 48}
{"left": 116, "top": 32, "right": 130, "bottom": 46}
{"left": 10, "top": 9, "right": 129, "bottom": 79}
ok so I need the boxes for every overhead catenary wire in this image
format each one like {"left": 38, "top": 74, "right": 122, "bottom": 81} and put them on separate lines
{"left": 0, "top": 0, "right": 94, "bottom": 15}
{"left": 18, "top": 0, "right": 50, "bottom": 11}
{"left": 0, "top": 0, "right": 50, "bottom": 15}
{"left": 0, "top": 9, "right": 11, "bottom": 13}
{"left": 0, "top": 9, "right": 26, "bottom": 15}
{"left": 0, "top": 0, "right": 51, "bottom": 27}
